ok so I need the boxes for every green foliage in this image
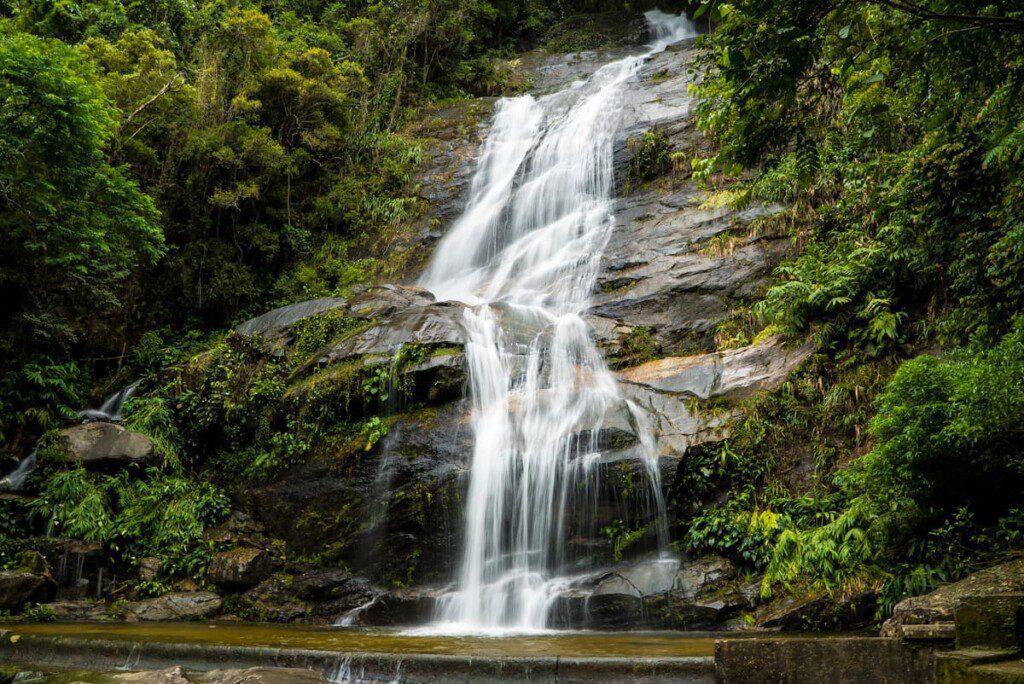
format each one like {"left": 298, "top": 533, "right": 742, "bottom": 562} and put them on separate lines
{"left": 1, "top": 0, "right": 615, "bottom": 451}
{"left": 860, "top": 331, "right": 1024, "bottom": 542}
{"left": 685, "top": 1, "right": 1024, "bottom": 611}
{"left": 626, "top": 129, "right": 671, "bottom": 189}
{"left": 121, "top": 394, "right": 181, "bottom": 467}
{"left": 609, "top": 326, "right": 661, "bottom": 369}
{"left": 601, "top": 519, "right": 648, "bottom": 562}
{"left": 0, "top": 361, "right": 83, "bottom": 447}
{"left": 725, "top": 330, "right": 1024, "bottom": 606}
{"left": 687, "top": 500, "right": 781, "bottom": 569}
{"left": 0, "top": 29, "right": 161, "bottom": 446}
{"left": 694, "top": 0, "right": 1024, "bottom": 352}
{"left": 761, "top": 497, "right": 873, "bottom": 598}
{"left": 28, "top": 465, "right": 228, "bottom": 575}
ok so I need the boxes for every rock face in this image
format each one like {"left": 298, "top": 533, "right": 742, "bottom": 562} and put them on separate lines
{"left": 122, "top": 591, "right": 222, "bottom": 621}
{"left": 44, "top": 598, "right": 113, "bottom": 621}
{"left": 208, "top": 547, "right": 272, "bottom": 588}
{"left": 245, "top": 401, "right": 471, "bottom": 587}
{"left": 882, "top": 558, "right": 1024, "bottom": 637}
{"left": 550, "top": 556, "right": 757, "bottom": 630}
{"left": 235, "top": 297, "right": 348, "bottom": 338}
{"left": 0, "top": 570, "right": 56, "bottom": 610}
{"left": 594, "top": 43, "right": 794, "bottom": 354}
{"left": 59, "top": 422, "right": 154, "bottom": 468}
{"left": 619, "top": 338, "right": 813, "bottom": 402}
{"left": 754, "top": 590, "right": 878, "bottom": 631}
{"left": 316, "top": 300, "right": 466, "bottom": 361}
{"left": 198, "top": 668, "right": 326, "bottom": 684}
{"left": 616, "top": 338, "right": 813, "bottom": 457}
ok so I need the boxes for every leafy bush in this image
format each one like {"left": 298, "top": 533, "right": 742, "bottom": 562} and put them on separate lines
{"left": 28, "top": 467, "right": 228, "bottom": 576}
{"left": 626, "top": 130, "right": 671, "bottom": 189}
{"left": 687, "top": 501, "right": 781, "bottom": 569}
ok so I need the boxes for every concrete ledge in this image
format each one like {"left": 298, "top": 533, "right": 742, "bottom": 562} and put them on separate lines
{"left": 715, "top": 636, "right": 942, "bottom": 684}
{"left": 0, "top": 631, "right": 715, "bottom": 683}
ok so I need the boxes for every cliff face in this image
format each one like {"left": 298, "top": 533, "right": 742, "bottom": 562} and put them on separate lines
{"left": 228, "top": 36, "right": 810, "bottom": 627}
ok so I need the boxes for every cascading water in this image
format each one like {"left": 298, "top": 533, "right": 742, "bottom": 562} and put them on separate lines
{"left": 0, "top": 379, "right": 142, "bottom": 492}
{"left": 417, "top": 11, "right": 699, "bottom": 633}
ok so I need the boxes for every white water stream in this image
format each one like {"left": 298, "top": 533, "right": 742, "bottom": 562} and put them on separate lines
{"left": 418, "top": 11, "right": 698, "bottom": 634}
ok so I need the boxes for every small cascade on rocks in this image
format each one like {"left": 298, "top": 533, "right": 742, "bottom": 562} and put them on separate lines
{"left": 0, "top": 379, "right": 141, "bottom": 492}
{"left": 418, "top": 11, "right": 698, "bottom": 633}
{"left": 0, "top": 450, "right": 36, "bottom": 491}
{"left": 78, "top": 379, "right": 141, "bottom": 423}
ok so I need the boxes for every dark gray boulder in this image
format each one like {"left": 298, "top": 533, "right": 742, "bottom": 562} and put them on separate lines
{"left": 244, "top": 401, "right": 471, "bottom": 587}
{"left": 618, "top": 337, "right": 814, "bottom": 403}
{"left": 208, "top": 547, "right": 272, "bottom": 588}
{"left": 881, "top": 558, "right": 1024, "bottom": 637}
{"left": 550, "top": 556, "right": 754, "bottom": 630}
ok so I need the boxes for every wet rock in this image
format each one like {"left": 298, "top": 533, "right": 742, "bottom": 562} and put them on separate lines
{"left": 246, "top": 401, "right": 469, "bottom": 586}
{"left": 9, "top": 672, "right": 44, "bottom": 683}
{"left": 43, "top": 599, "right": 112, "bottom": 621}
{"left": 112, "top": 667, "right": 190, "bottom": 684}
{"left": 291, "top": 569, "right": 374, "bottom": 606}
{"left": 235, "top": 297, "right": 348, "bottom": 338}
{"left": 881, "top": 558, "right": 1024, "bottom": 637}
{"left": 198, "top": 668, "right": 324, "bottom": 684}
{"left": 317, "top": 301, "right": 466, "bottom": 362}
{"left": 595, "top": 191, "right": 788, "bottom": 354}
{"left": 596, "top": 44, "right": 795, "bottom": 353}
{"left": 240, "top": 577, "right": 310, "bottom": 622}
{"left": 15, "top": 551, "right": 49, "bottom": 576}
{"left": 643, "top": 594, "right": 723, "bottom": 630}
{"left": 586, "top": 591, "right": 646, "bottom": 629}
{"left": 618, "top": 381, "right": 734, "bottom": 457}
{"left": 618, "top": 338, "right": 813, "bottom": 403}
{"left": 346, "top": 285, "right": 436, "bottom": 319}
{"left": 0, "top": 571, "right": 55, "bottom": 611}
{"left": 58, "top": 423, "right": 154, "bottom": 468}
{"left": 672, "top": 556, "right": 737, "bottom": 600}
{"left": 399, "top": 100, "right": 493, "bottom": 271}
{"left": 202, "top": 511, "right": 267, "bottom": 547}
{"left": 123, "top": 591, "right": 222, "bottom": 621}
{"left": 756, "top": 589, "right": 877, "bottom": 631}
{"left": 601, "top": 558, "right": 681, "bottom": 597}
{"left": 550, "top": 556, "right": 756, "bottom": 630}
{"left": 360, "top": 588, "right": 437, "bottom": 626}
{"left": 209, "top": 547, "right": 272, "bottom": 588}
{"left": 615, "top": 339, "right": 813, "bottom": 457}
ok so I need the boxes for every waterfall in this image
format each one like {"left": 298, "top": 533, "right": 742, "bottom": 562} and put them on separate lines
{"left": 77, "top": 379, "right": 141, "bottom": 423}
{"left": 418, "top": 11, "right": 698, "bottom": 633}
{"left": 1, "top": 379, "right": 142, "bottom": 492}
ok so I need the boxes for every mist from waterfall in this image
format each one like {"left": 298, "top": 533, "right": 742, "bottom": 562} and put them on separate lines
{"left": 418, "top": 10, "right": 698, "bottom": 633}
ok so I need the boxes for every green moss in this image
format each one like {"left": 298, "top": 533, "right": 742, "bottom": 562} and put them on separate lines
{"left": 626, "top": 130, "right": 672, "bottom": 191}
{"left": 609, "top": 326, "right": 662, "bottom": 370}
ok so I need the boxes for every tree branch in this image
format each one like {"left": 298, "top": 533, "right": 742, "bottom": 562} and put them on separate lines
{"left": 122, "top": 75, "right": 183, "bottom": 128}
{"left": 867, "top": 0, "right": 1024, "bottom": 33}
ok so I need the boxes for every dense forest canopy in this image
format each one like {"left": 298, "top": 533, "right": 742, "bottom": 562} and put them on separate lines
{"left": 1, "top": 0, "right": 1024, "bottom": 622}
